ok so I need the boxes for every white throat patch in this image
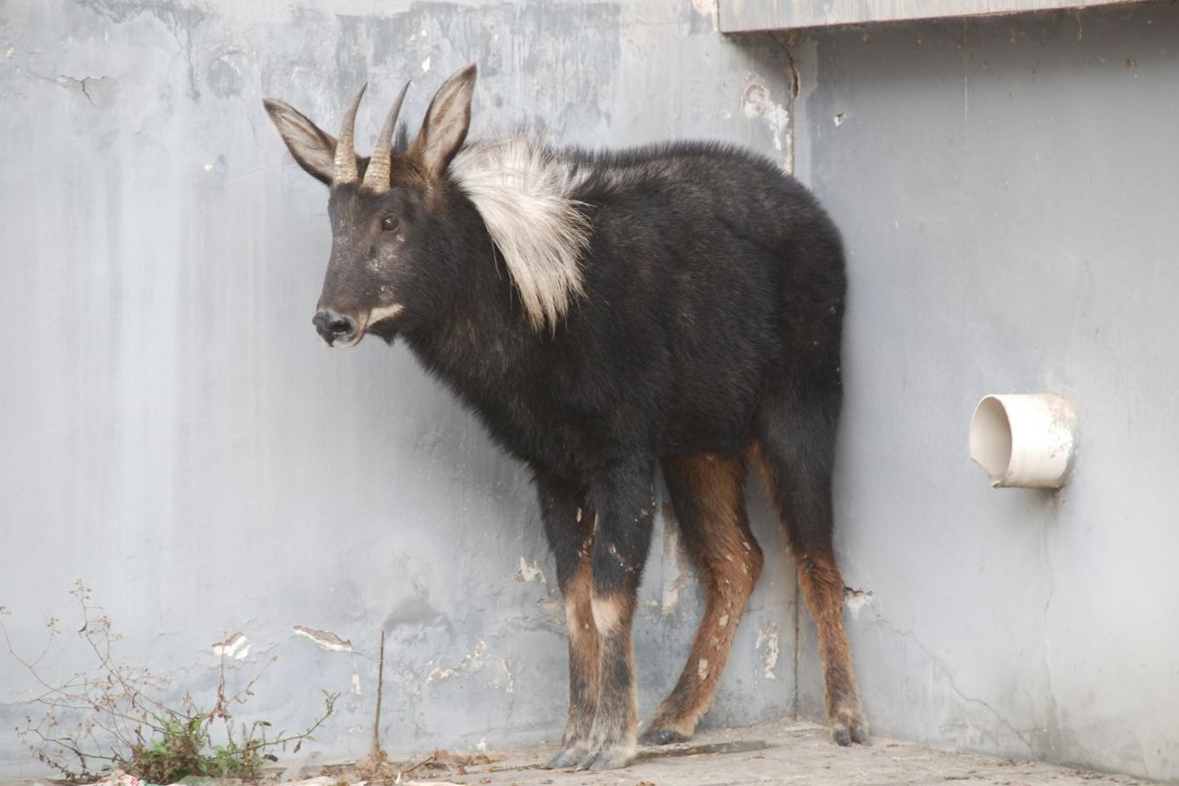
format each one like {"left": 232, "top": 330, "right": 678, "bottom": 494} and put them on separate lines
{"left": 450, "top": 138, "right": 590, "bottom": 331}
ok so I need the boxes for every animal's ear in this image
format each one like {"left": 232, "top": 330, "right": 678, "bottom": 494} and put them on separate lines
{"left": 409, "top": 63, "right": 477, "bottom": 179}
{"left": 263, "top": 98, "right": 345, "bottom": 186}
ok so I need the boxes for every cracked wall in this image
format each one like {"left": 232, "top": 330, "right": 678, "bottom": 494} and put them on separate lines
{"left": 788, "top": 5, "right": 1179, "bottom": 781}
{"left": 0, "top": 0, "right": 804, "bottom": 777}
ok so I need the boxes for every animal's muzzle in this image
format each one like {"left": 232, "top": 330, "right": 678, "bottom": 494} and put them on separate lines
{"left": 313, "top": 308, "right": 357, "bottom": 346}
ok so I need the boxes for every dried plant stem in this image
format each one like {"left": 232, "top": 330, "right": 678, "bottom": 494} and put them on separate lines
{"left": 371, "top": 630, "right": 386, "bottom": 761}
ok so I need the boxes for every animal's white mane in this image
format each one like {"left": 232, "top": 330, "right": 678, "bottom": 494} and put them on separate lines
{"left": 449, "top": 138, "right": 590, "bottom": 331}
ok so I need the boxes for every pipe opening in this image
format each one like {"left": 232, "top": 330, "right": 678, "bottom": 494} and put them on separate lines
{"left": 969, "top": 393, "right": 1076, "bottom": 489}
{"left": 969, "top": 396, "right": 1013, "bottom": 482}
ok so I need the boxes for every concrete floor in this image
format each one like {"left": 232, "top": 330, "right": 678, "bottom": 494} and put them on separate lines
{"left": 1, "top": 721, "right": 1156, "bottom": 786}
{"left": 347, "top": 722, "right": 1156, "bottom": 786}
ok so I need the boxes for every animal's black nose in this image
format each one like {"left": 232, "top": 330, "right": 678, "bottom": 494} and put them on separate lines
{"left": 313, "top": 309, "right": 357, "bottom": 346}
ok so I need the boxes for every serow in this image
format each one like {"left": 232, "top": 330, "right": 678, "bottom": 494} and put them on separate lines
{"left": 265, "top": 63, "right": 869, "bottom": 771}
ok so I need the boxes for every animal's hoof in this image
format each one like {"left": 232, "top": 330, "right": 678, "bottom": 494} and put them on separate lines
{"left": 639, "top": 727, "right": 690, "bottom": 746}
{"left": 545, "top": 746, "right": 585, "bottom": 769}
{"left": 831, "top": 708, "right": 871, "bottom": 747}
{"left": 576, "top": 744, "right": 634, "bottom": 771}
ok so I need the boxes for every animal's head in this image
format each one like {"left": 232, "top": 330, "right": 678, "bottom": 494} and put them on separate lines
{"left": 264, "top": 64, "right": 478, "bottom": 347}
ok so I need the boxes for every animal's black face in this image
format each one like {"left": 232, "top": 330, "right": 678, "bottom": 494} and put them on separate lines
{"left": 313, "top": 185, "right": 419, "bottom": 347}
{"left": 263, "top": 63, "right": 477, "bottom": 348}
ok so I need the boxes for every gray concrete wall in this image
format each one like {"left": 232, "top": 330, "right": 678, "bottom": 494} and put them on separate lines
{"left": 0, "top": 0, "right": 803, "bottom": 777}
{"left": 3, "top": 0, "right": 1177, "bottom": 782}
{"left": 789, "top": 4, "right": 1179, "bottom": 781}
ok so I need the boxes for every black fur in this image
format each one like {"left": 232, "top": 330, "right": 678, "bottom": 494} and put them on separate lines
{"left": 408, "top": 143, "right": 844, "bottom": 480}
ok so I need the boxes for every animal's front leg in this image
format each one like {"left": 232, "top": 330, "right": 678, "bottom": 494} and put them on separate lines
{"left": 580, "top": 459, "right": 657, "bottom": 771}
{"left": 537, "top": 474, "right": 599, "bottom": 768}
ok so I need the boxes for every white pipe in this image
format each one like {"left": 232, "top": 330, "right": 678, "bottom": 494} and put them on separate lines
{"left": 969, "top": 393, "right": 1077, "bottom": 489}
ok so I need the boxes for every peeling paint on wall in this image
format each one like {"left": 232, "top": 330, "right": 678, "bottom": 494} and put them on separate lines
{"left": 844, "top": 588, "right": 874, "bottom": 620}
{"left": 427, "top": 639, "right": 487, "bottom": 683}
{"left": 212, "top": 632, "right": 250, "bottom": 660}
{"left": 741, "top": 73, "right": 791, "bottom": 154}
{"left": 659, "top": 503, "right": 692, "bottom": 616}
{"left": 755, "top": 624, "right": 780, "bottom": 680}
{"left": 497, "top": 658, "right": 516, "bottom": 695}
{"left": 512, "top": 556, "right": 546, "bottom": 584}
{"left": 293, "top": 626, "right": 353, "bottom": 652}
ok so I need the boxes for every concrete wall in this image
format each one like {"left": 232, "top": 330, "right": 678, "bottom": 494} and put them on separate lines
{"left": 788, "top": 4, "right": 1179, "bottom": 781}
{"left": 2, "top": 0, "right": 1177, "bottom": 782}
{"left": 0, "top": 0, "right": 802, "bottom": 777}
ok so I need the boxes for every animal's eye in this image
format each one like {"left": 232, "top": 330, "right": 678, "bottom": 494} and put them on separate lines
{"left": 381, "top": 214, "right": 399, "bottom": 232}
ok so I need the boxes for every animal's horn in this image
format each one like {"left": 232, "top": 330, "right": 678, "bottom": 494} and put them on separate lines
{"left": 334, "top": 84, "right": 367, "bottom": 185}
{"left": 362, "top": 81, "right": 411, "bottom": 192}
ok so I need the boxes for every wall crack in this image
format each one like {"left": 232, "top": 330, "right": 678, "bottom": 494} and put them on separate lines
{"left": 1041, "top": 518, "right": 1062, "bottom": 756}
{"left": 866, "top": 602, "right": 1036, "bottom": 755}
{"left": 26, "top": 72, "right": 114, "bottom": 105}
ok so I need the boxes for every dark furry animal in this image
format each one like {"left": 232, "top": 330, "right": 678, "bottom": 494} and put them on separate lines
{"left": 265, "top": 63, "right": 869, "bottom": 771}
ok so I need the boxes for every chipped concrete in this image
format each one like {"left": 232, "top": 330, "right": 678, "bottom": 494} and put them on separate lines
{"left": 427, "top": 639, "right": 487, "bottom": 683}
{"left": 843, "top": 588, "right": 873, "bottom": 620}
{"left": 211, "top": 632, "right": 251, "bottom": 660}
{"left": 754, "top": 625, "right": 779, "bottom": 681}
{"left": 494, "top": 658, "right": 516, "bottom": 695}
{"left": 512, "top": 557, "right": 547, "bottom": 584}
{"left": 294, "top": 626, "right": 354, "bottom": 652}
{"left": 741, "top": 73, "right": 791, "bottom": 153}
{"left": 657, "top": 503, "right": 694, "bottom": 617}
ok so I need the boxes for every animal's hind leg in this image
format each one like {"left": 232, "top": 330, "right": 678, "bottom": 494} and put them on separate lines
{"left": 580, "top": 457, "right": 657, "bottom": 771}
{"left": 754, "top": 404, "right": 870, "bottom": 746}
{"left": 536, "top": 473, "right": 600, "bottom": 768}
{"left": 641, "top": 453, "right": 764, "bottom": 745}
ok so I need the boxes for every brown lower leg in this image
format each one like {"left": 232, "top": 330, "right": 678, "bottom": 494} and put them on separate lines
{"left": 645, "top": 454, "right": 764, "bottom": 742}
{"left": 561, "top": 563, "right": 599, "bottom": 750}
{"left": 645, "top": 565, "right": 760, "bottom": 740}
{"left": 795, "top": 549, "right": 868, "bottom": 744}
{"left": 750, "top": 442, "right": 869, "bottom": 746}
